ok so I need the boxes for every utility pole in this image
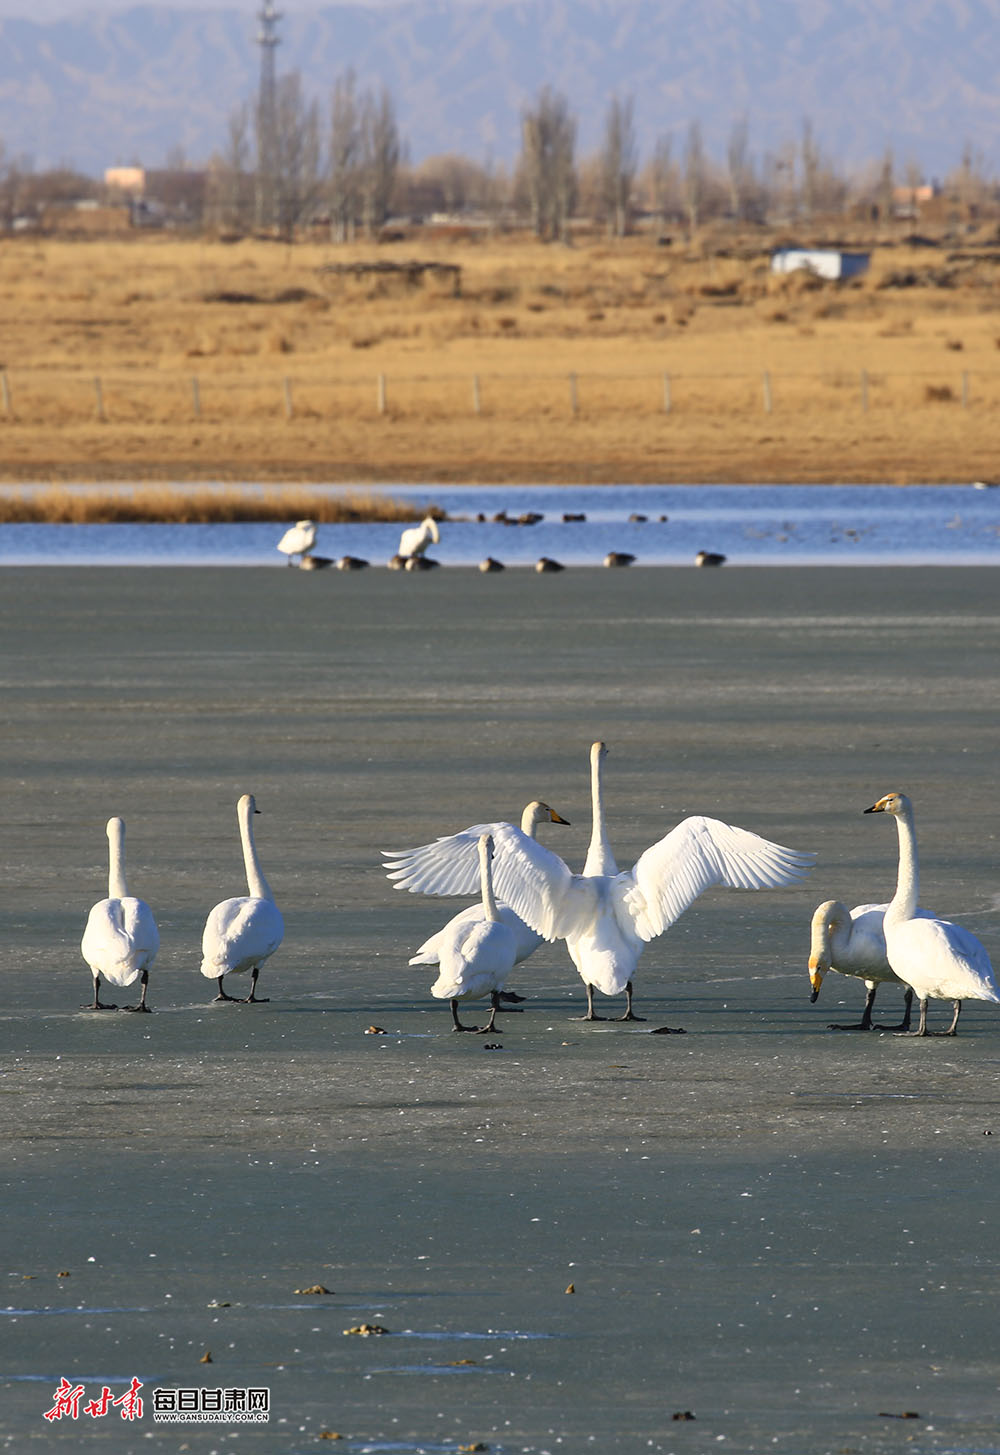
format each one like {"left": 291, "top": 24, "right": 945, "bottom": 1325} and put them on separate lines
{"left": 255, "top": 0, "right": 281, "bottom": 229}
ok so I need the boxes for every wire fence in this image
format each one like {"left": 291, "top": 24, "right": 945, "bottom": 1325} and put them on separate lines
{"left": 1, "top": 366, "right": 997, "bottom": 424}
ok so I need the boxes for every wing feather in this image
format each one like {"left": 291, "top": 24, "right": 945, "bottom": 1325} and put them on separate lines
{"left": 617, "top": 816, "right": 815, "bottom": 942}
{"left": 383, "top": 821, "right": 514, "bottom": 896}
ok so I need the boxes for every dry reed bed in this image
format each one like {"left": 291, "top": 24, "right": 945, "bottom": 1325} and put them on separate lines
{"left": 0, "top": 484, "right": 436, "bottom": 525}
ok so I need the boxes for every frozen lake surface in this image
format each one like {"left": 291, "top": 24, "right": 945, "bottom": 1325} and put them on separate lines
{"left": 2, "top": 483, "right": 1000, "bottom": 565}
{"left": 2, "top": 566, "right": 1000, "bottom": 1452}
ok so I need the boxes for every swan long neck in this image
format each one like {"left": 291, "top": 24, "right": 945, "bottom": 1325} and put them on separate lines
{"left": 583, "top": 743, "right": 617, "bottom": 876}
{"left": 107, "top": 817, "right": 128, "bottom": 899}
{"left": 520, "top": 801, "right": 542, "bottom": 837}
{"left": 239, "top": 799, "right": 274, "bottom": 901}
{"left": 887, "top": 802, "right": 919, "bottom": 924}
{"left": 479, "top": 837, "right": 500, "bottom": 923}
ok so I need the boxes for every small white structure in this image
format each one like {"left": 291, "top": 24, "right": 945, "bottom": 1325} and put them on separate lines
{"left": 770, "top": 249, "right": 870, "bottom": 281}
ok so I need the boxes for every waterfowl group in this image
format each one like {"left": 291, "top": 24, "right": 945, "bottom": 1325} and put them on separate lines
{"left": 78, "top": 767, "right": 998, "bottom": 1041}
{"left": 387, "top": 742, "right": 814, "bottom": 1024}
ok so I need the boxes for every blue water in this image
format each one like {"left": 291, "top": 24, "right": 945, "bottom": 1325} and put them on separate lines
{"left": 1, "top": 484, "right": 998, "bottom": 566}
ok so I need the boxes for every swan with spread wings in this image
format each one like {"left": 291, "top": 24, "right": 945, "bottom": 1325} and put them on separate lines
{"left": 385, "top": 742, "right": 814, "bottom": 1021}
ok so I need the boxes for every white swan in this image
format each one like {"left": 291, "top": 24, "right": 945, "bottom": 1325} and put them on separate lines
{"left": 277, "top": 519, "right": 318, "bottom": 564}
{"left": 865, "top": 790, "right": 1000, "bottom": 1035}
{"left": 386, "top": 741, "right": 814, "bottom": 1021}
{"left": 200, "top": 794, "right": 284, "bottom": 1003}
{"left": 403, "top": 801, "right": 570, "bottom": 980}
{"left": 81, "top": 817, "right": 159, "bottom": 1012}
{"left": 398, "top": 516, "right": 440, "bottom": 559}
{"left": 808, "top": 899, "right": 929, "bottom": 1031}
{"left": 429, "top": 835, "right": 518, "bottom": 1032}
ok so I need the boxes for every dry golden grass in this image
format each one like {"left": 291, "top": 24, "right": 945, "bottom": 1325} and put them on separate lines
{"left": 2, "top": 227, "right": 1000, "bottom": 485}
{"left": 0, "top": 484, "right": 436, "bottom": 524}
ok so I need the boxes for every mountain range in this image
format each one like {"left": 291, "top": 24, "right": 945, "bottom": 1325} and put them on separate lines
{"left": 3, "top": 0, "right": 999, "bottom": 179}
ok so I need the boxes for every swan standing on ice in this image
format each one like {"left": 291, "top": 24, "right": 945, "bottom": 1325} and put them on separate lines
{"left": 429, "top": 835, "right": 518, "bottom": 1032}
{"left": 81, "top": 817, "right": 160, "bottom": 1012}
{"left": 277, "top": 520, "right": 318, "bottom": 565}
{"left": 864, "top": 790, "right": 1000, "bottom": 1035}
{"left": 385, "top": 742, "right": 814, "bottom": 1022}
{"left": 397, "top": 516, "right": 440, "bottom": 559}
{"left": 200, "top": 794, "right": 284, "bottom": 1004}
{"left": 808, "top": 899, "right": 924, "bottom": 1031}
{"left": 398, "top": 801, "right": 570, "bottom": 989}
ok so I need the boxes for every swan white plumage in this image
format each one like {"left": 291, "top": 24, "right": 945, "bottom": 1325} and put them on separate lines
{"left": 429, "top": 834, "right": 518, "bottom": 1032}
{"left": 865, "top": 790, "right": 1000, "bottom": 1035}
{"left": 808, "top": 899, "right": 934, "bottom": 1031}
{"left": 398, "top": 516, "right": 440, "bottom": 559}
{"left": 81, "top": 817, "right": 160, "bottom": 1012}
{"left": 277, "top": 519, "right": 318, "bottom": 564}
{"left": 200, "top": 794, "right": 284, "bottom": 1004}
{"left": 404, "top": 801, "right": 570, "bottom": 981}
{"left": 386, "top": 741, "right": 815, "bottom": 1021}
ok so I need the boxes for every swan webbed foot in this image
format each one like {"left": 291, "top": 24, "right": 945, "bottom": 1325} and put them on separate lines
{"left": 827, "top": 1020, "right": 875, "bottom": 1031}
{"left": 123, "top": 1003, "right": 152, "bottom": 1013}
{"left": 615, "top": 982, "right": 643, "bottom": 1021}
{"left": 82, "top": 1001, "right": 118, "bottom": 1011}
{"left": 572, "top": 1011, "right": 606, "bottom": 1021}
{"left": 499, "top": 991, "right": 526, "bottom": 1003}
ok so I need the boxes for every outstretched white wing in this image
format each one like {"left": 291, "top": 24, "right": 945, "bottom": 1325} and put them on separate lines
{"left": 615, "top": 816, "right": 815, "bottom": 943}
{"left": 385, "top": 821, "right": 525, "bottom": 897}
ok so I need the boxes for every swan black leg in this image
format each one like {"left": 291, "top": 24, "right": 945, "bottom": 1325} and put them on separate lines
{"left": 124, "top": 969, "right": 151, "bottom": 1013}
{"left": 829, "top": 983, "right": 878, "bottom": 1031}
{"left": 450, "top": 999, "right": 477, "bottom": 1032}
{"left": 474, "top": 991, "right": 504, "bottom": 1035}
{"left": 614, "top": 981, "right": 646, "bottom": 1022}
{"left": 573, "top": 983, "right": 606, "bottom": 1021}
{"left": 876, "top": 986, "right": 914, "bottom": 1032}
{"left": 900, "top": 997, "right": 932, "bottom": 1036}
{"left": 931, "top": 999, "right": 962, "bottom": 1036}
{"left": 214, "top": 975, "right": 238, "bottom": 1002}
{"left": 82, "top": 974, "right": 117, "bottom": 1011}
{"left": 241, "top": 967, "right": 269, "bottom": 1003}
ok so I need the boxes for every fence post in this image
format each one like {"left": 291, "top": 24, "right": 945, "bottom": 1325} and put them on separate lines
{"left": 662, "top": 372, "right": 671, "bottom": 414}
{"left": 569, "top": 372, "right": 578, "bottom": 416}
{"left": 762, "top": 371, "right": 773, "bottom": 414}
{"left": 94, "top": 376, "right": 105, "bottom": 421}
{"left": 860, "top": 369, "right": 869, "bottom": 413}
{"left": 191, "top": 375, "right": 201, "bottom": 418}
{"left": 472, "top": 373, "right": 481, "bottom": 415}
{"left": 377, "top": 373, "right": 387, "bottom": 415}
{"left": 283, "top": 376, "right": 293, "bottom": 421}
{"left": 0, "top": 370, "right": 10, "bottom": 417}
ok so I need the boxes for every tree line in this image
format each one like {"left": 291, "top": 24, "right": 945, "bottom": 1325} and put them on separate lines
{"left": 0, "top": 73, "right": 996, "bottom": 238}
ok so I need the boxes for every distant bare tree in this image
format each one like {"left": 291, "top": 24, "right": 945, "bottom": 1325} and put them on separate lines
{"left": 645, "top": 133, "right": 674, "bottom": 231}
{"left": 209, "top": 102, "right": 254, "bottom": 231}
{"left": 271, "top": 72, "right": 322, "bottom": 239}
{"left": 520, "top": 86, "right": 577, "bottom": 242}
{"left": 682, "top": 120, "right": 706, "bottom": 233}
{"left": 877, "top": 146, "right": 894, "bottom": 223}
{"left": 598, "top": 94, "right": 637, "bottom": 237}
{"left": 328, "top": 69, "right": 361, "bottom": 242}
{"left": 358, "top": 85, "right": 401, "bottom": 235}
{"left": 726, "top": 116, "right": 751, "bottom": 221}
{"left": 800, "top": 118, "right": 821, "bottom": 219}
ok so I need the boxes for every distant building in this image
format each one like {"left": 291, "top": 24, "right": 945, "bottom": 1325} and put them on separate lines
{"left": 770, "top": 249, "right": 870, "bottom": 281}
{"left": 104, "top": 166, "right": 146, "bottom": 195}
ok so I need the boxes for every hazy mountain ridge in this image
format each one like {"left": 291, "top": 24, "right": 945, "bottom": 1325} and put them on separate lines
{"left": 3, "top": 0, "right": 1000, "bottom": 176}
